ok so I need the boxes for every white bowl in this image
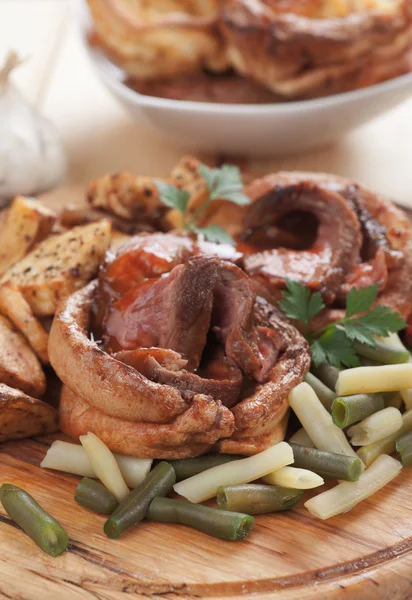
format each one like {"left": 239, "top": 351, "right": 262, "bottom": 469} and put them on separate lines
{"left": 75, "top": 0, "right": 412, "bottom": 156}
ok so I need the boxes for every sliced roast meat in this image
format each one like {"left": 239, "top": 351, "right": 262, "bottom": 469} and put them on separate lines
{"left": 113, "top": 348, "right": 188, "bottom": 372}
{"left": 101, "top": 232, "right": 242, "bottom": 298}
{"left": 93, "top": 231, "right": 243, "bottom": 341}
{"left": 212, "top": 261, "right": 261, "bottom": 379}
{"left": 242, "top": 176, "right": 362, "bottom": 303}
{"left": 276, "top": 172, "right": 412, "bottom": 318}
{"left": 218, "top": 297, "right": 311, "bottom": 454}
{"left": 115, "top": 347, "right": 243, "bottom": 408}
{"left": 340, "top": 248, "right": 388, "bottom": 296}
{"left": 104, "top": 255, "right": 219, "bottom": 368}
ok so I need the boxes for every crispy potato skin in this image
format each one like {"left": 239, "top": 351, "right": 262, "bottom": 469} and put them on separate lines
{"left": 0, "top": 383, "right": 57, "bottom": 442}
{"left": 0, "top": 196, "right": 56, "bottom": 276}
{"left": 0, "top": 282, "right": 50, "bottom": 364}
{"left": 1, "top": 221, "right": 112, "bottom": 317}
{"left": 0, "top": 315, "right": 46, "bottom": 398}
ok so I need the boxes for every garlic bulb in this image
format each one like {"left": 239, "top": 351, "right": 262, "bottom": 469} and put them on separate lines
{"left": 0, "top": 52, "right": 66, "bottom": 206}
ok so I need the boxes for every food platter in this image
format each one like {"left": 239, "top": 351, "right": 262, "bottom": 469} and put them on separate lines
{"left": 2, "top": 432, "right": 412, "bottom": 600}
{"left": 1, "top": 189, "right": 412, "bottom": 600}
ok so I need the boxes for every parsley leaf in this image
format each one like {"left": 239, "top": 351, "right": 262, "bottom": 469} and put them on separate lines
{"left": 191, "top": 224, "right": 234, "bottom": 245}
{"left": 154, "top": 180, "right": 190, "bottom": 213}
{"left": 347, "top": 305, "right": 406, "bottom": 338}
{"left": 342, "top": 322, "right": 377, "bottom": 346}
{"left": 279, "top": 279, "right": 406, "bottom": 368}
{"left": 154, "top": 162, "right": 251, "bottom": 244}
{"left": 311, "top": 329, "right": 360, "bottom": 368}
{"left": 279, "top": 279, "right": 324, "bottom": 330}
{"left": 345, "top": 284, "right": 379, "bottom": 318}
{"left": 198, "top": 164, "right": 251, "bottom": 205}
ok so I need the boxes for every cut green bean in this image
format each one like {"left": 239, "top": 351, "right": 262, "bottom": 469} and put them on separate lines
{"left": 359, "top": 357, "right": 381, "bottom": 367}
{"left": 383, "top": 392, "right": 403, "bottom": 410}
{"left": 304, "top": 372, "right": 336, "bottom": 412}
{"left": 332, "top": 393, "right": 384, "bottom": 429}
{"left": 168, "top": 454, "right": 242, "bottom": 482}
{"left": 357, "top": 409, "right": 412, "bottom": 467}
{"left": 0, "top": 484, "right": 68, "bottom": 557}
{"left": 216, "top": 484, "right": 303, "bottom": 514}
{"left": 396, "top": 430, "right": 412, "bottom": 467}
{"left": 75, "top": 478, "right": 118, "bottom": 514}
{"left": 147, "top": 497, "right": 255, "bottom": 541}
{"left": 290, "top": 443, "right": 362, "bottom": 482}
{"left": 354, "top": 340, "right": 410, "bottom": 365}
{"left": 104, "top": 462, "right": 175, "bottom": 539}
{"left": 311, "top": 363, "right": 342, "bottom": 391}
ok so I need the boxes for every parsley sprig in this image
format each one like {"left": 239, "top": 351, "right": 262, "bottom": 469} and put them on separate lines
{"left": 154, "top": 163, "right": 250, "bottom": 245}
{"left": 279, "top": 280, "right": 406, "bottom": 368}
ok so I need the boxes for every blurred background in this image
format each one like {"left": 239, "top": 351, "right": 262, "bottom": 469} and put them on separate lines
{"left": 1, "top": 0, "right": 412, "bottom": 205}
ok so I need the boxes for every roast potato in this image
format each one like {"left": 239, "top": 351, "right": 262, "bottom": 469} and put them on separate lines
{"left": 0, "top": 196, "right": 56, "bottom": 276}
{"left": 0, "top": 315, "right": 46, "bottom": 398}
{"left": 0, "top": 383, "right": 57, "bottom": 442}
{"left": 0, "top": 282, "right": 50, "bottom": 364}
{"left": 0, "top": 220, "right": 112, "bottom": 317}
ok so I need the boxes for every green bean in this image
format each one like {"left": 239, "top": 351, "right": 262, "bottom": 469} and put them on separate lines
{"left": 104, "top": 462, "right": 175, "bottom": 539}
{"left": 147, "top": 497, "right": 255, "bottom": 541}
{"left": 75, "top": 478, "right": 118, "bottom": 514}
{"left": 332, "top": 393, "right": 384, "bottom": 429}
{"left": 383, "top": 392, "right": 403, "bottom": 410}
{"left": 354, "top": 340, "right": 410, "bottom": 365}
{"left": 304, "top": 372, "right": 336, "bottom": 412}
{"left": 311, "top": 363, "right": 342, "bottom": 391}
{"left": 290, "top": 443, "right": 362, "bottom": 482}
{"left": 396, "top": 430, "right": 412, "bottom": 467}
{"left": 359, "top": 357, "right": 381, "bottom": 367}
{"left": 168, "top": 454, "right": 242, "bottom": 482}
{"left": 0, "top": 484, "right": 68, "bottom": 556}
{"left": 216, "top": 484, "right": 303, "bottom": 514}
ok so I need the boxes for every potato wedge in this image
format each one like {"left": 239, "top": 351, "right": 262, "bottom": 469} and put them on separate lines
{"left": 0, "top": 383, "right": 57, "bottom": 442}
{"left": 0, "top": 315, "right": 46, "bottom": 398}
{"left": 0, "top": 282, "right": 50, "bottom": 364}
{"left": 1, "top": 220, "right": 112, "bottom": 316}
{"left": 0, "top": 196, "right": 57, "bottom": 276}
{"left": 87, "top": 172, "right": 165, "bottom": 221}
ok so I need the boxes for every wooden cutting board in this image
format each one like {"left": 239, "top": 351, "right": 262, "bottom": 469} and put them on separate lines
{"left": 1, "top": 189, "right": 412, "bottom": 600}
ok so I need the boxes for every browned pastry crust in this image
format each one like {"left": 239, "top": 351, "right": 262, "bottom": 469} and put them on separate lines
{"left": 60, "top": 385, "right": 290, "bottom": 457}
{"left": 220, "top": 0, "right": 412, "bottom": 98}
{"left": 87, "top": 0, "right": 229, "bottom": 79}
{"left": 127, "top": 72, "right": 283, "bottom": 103}
{"left": 60, "top": 385, "right": 233, "bottom": 459}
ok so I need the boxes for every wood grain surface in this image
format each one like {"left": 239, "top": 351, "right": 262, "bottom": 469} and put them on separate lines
{"left": 1, "top": 190, "right": 412, "bottom": 600}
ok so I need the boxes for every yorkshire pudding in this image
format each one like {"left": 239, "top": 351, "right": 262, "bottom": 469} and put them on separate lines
{"left": 49, "top": 233, "right": 310, "bottom": 458}
{"left": 87, "top": 0, "right": 229, "bottom": 79}
{"left": 220, "top": 0, "right": 412, "bottom": 98}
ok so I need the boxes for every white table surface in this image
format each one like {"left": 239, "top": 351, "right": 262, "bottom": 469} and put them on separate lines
{"left": 2, "top": 0, "right": 412, "bottom": 207}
